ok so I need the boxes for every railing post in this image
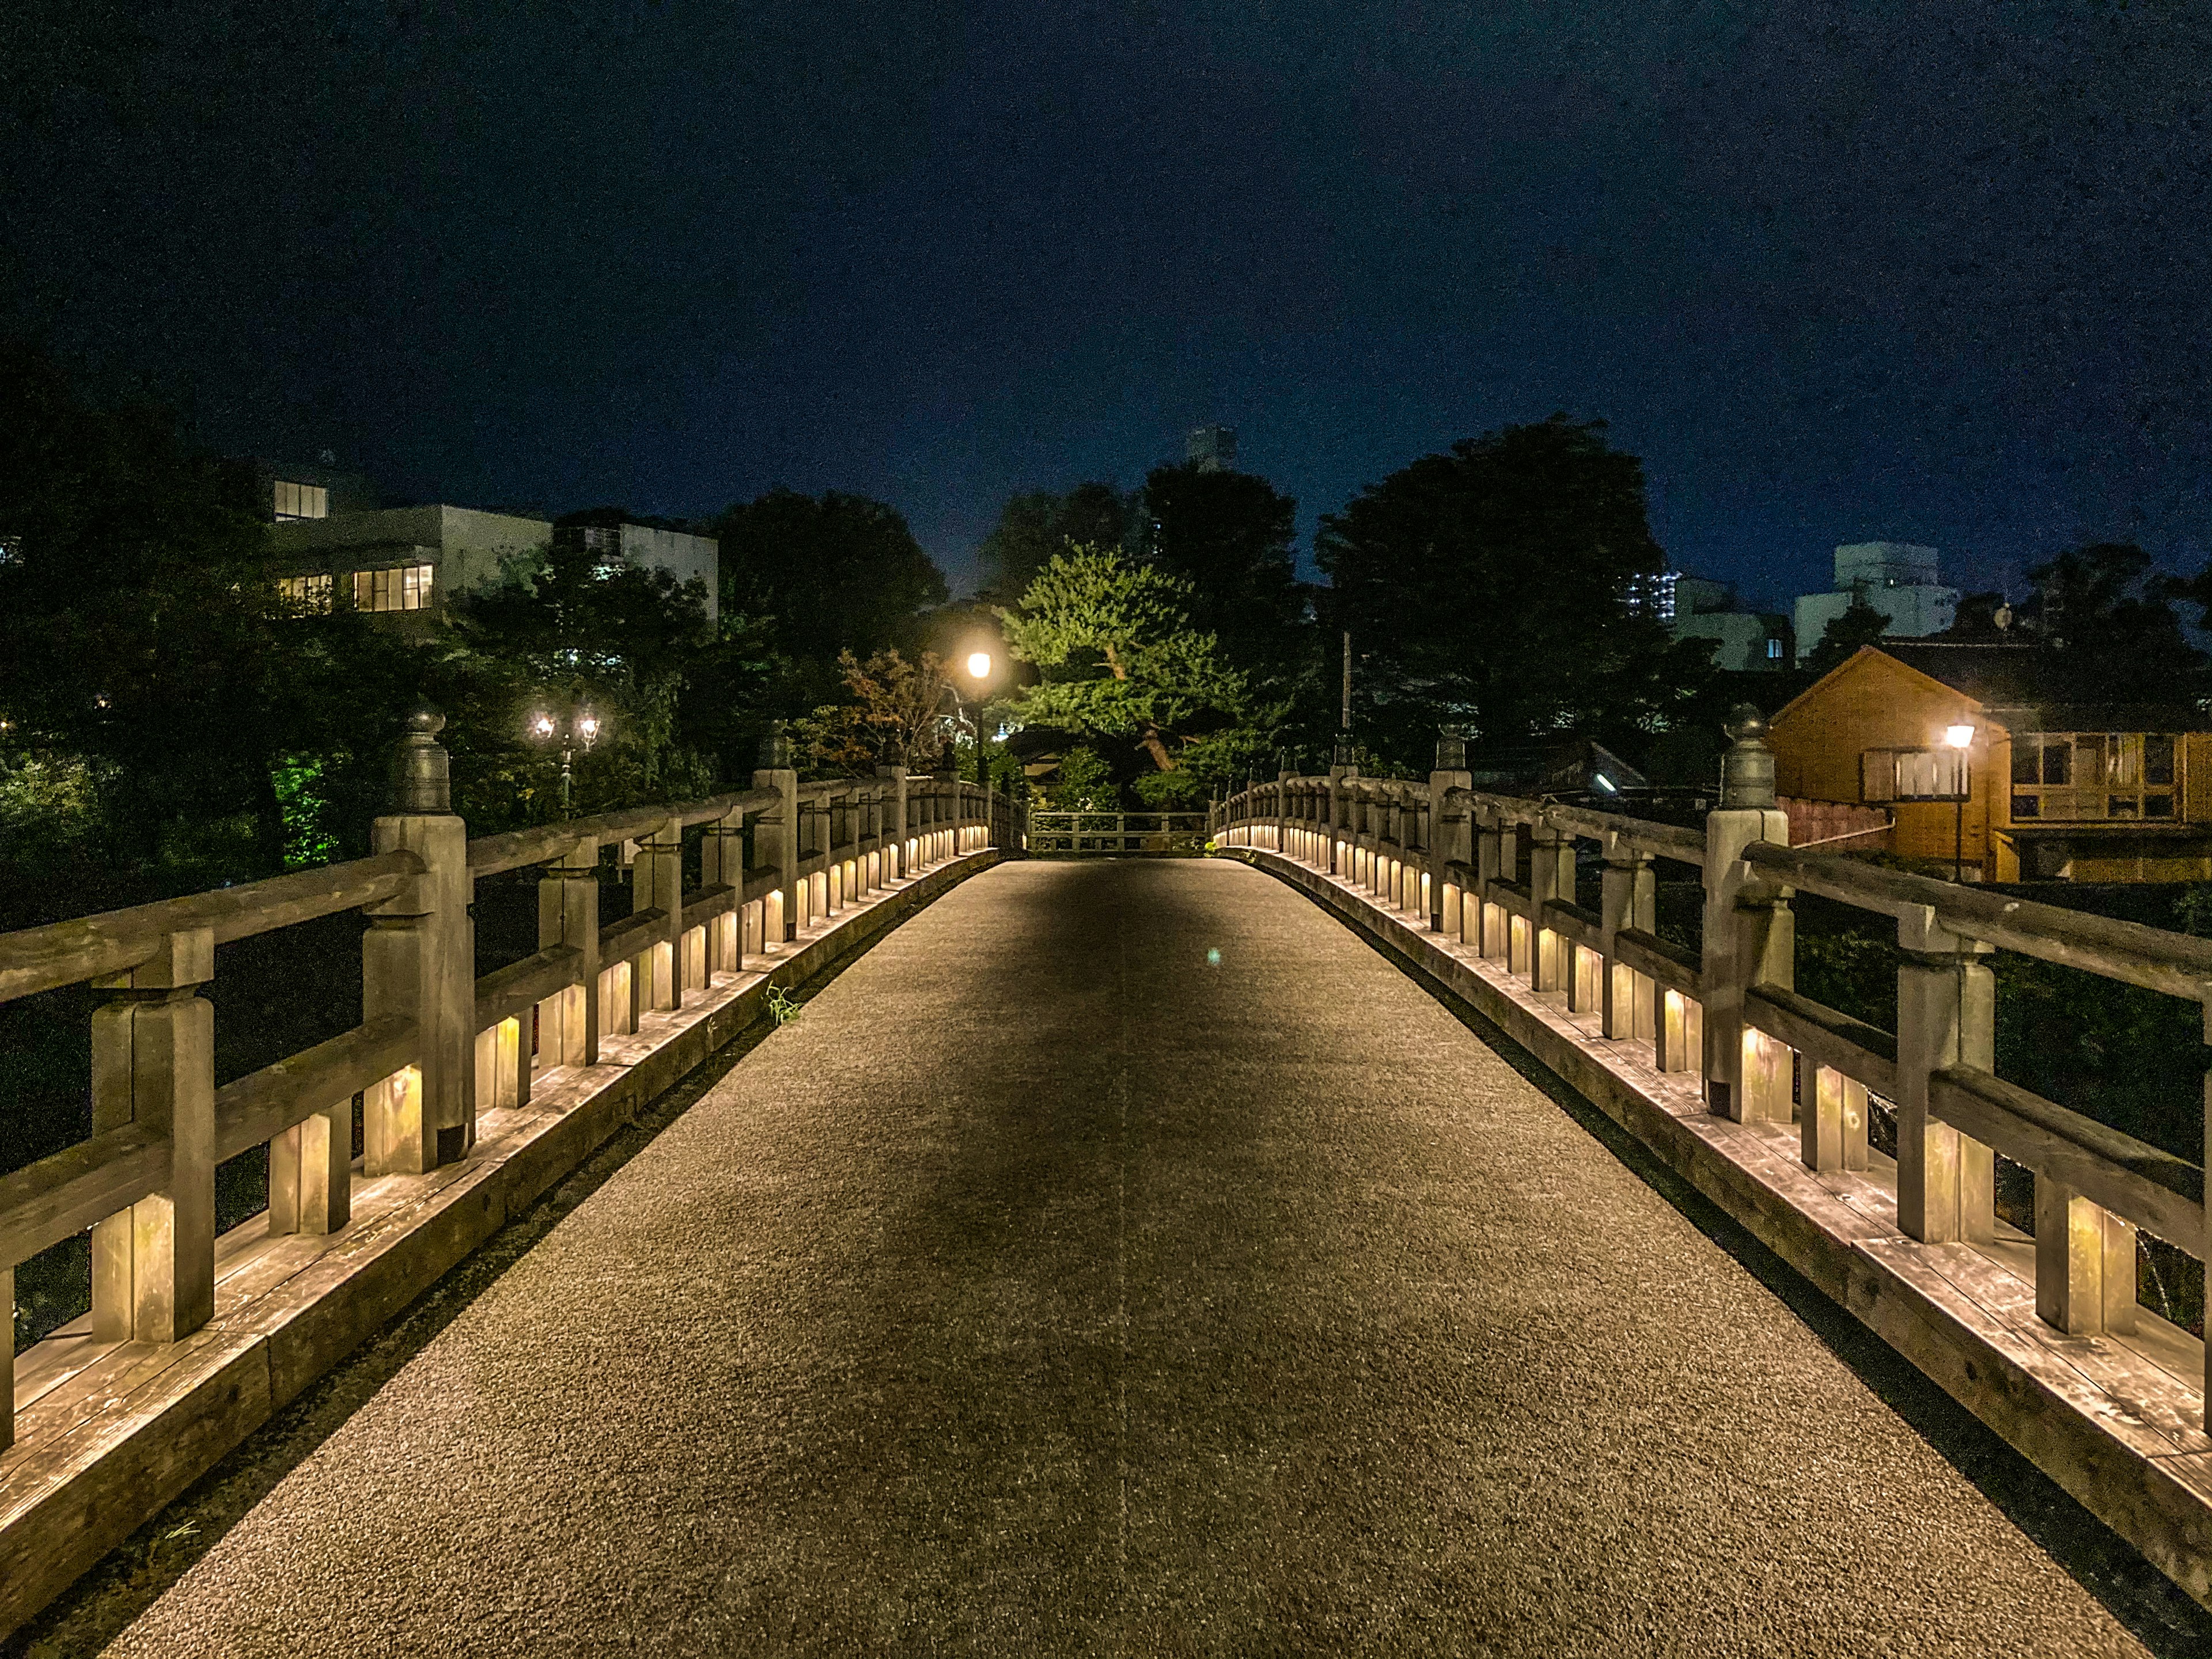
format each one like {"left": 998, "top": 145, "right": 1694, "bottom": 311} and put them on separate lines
{"left": 632, "top": 813, "right": 684, "bottom": 1012}
{"left": 1476, "top": 805, "right": 1508, "bottom": 958}
{"left": 1600, "top": 831, "right": 1656, "bottom": 1040}
{"left": 364, "top": 709, "right": 473, "bottom": 1174}
{"left": 90, "top": 924, "right": 216, "bottom": 1344}
{"left": 1327, "top": 757, "right": 1355, "bottom": 874}
{"left": 754, "top": 724, "right": 800, "bottom": 943}
{"left": 878, "top": 763, "right": 907, "bottom": 878}
{"left": 1701, "top": 707, "right": 1793, "bottom": 1122}
{"left": 1529, "top": 815, "right": 1574, "bottom": 991}
{"left": 1895, "top": 915, "right": 1996, "bottom": 1244}
{"left": 1430, "top": 730, "right": 1472, "bottom": 934}
{"left": 539, "top": 832, "right": 601, "bottom": 1064}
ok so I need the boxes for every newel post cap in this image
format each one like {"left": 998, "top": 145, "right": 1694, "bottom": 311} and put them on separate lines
{"left": 391, "top": 706, "right": 452, "bottom": 815}
{"left": 1719, "top": 703, "right": 1777, "bottom": 809}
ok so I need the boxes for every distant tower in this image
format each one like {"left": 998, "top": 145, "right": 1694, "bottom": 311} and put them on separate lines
{"left": 1187, "top": 425, "right": 1237, "bottom": 473}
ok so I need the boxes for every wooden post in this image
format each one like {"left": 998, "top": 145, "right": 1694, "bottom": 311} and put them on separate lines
{"left": 702, "top": 808, "right": 742, "bottom": 971}
{"left": 1804, "top": 1065, "right": 1870, "bottom": 1173}
{"left": 880, "top": 763, "right": 908, "bottom": 880}
{"left": 1895, "top": 916, "right": 1996, "bottom": 1243}
{"left": 539, "top": 833, "right": 601, "bottom": 1063}
{"left": 1, "top": 1264, "right": 11, "bottom": 1449}
{"left": 1599, "top": 832, "right": 1656, "bottom": 1040}
{"left": 1702, "top": 708, "right": 1793, "bottom": 1122}
{"left": 363, "top": 710, "right": 473, "bottom": 1173}
{"left": 90, "top": 925, "right": 216, "bottom": 1344}
{"left": 2035, "top": 1176, "right": 2135, "bottom": 1336}
{"left": 632, "top": 813, "right": 684, "bottom": 1012}
{"left": 1529, "top": 818, "right": 1574, "bottom": 992}
{"left": 754, "top": 726, "right": 800, "bottom": 943}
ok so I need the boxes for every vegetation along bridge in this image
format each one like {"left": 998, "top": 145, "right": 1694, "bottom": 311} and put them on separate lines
{"left": 5, "top": 713, "right": 2212, "bottom": 1652}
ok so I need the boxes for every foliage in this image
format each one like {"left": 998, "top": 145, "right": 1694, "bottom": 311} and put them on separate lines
{"left": 2022, "top": 542, "right": 2203, "bottom": 699}
{"left": 1315, "top": 414, "right": 1714, "bottom": 769}
{"left": 709, "top": 488, "right": 949, "bottom": 709}
{"left": 1137, "top": 463, "right": 1308, "bottom": 683}
{"left": 793, "top": 648, "right": 952, "bottom": 778}
{"left": 976, "top": 482, "right": 1134, "bottom": 600}
{"left": 1045, "top": 745, "right": 1118, "bottom": 809}
{"left": 995, "top": 543, "right": 1255, "bottom": 775}
{"left": 443, "top": 538, "right": 723, "bottom": 828}
{"left": 1132, "top": 767, "right": 1208, "bottom": 810}
{"left": 1802, "top": 597, "right": 1893, "bottom": 676}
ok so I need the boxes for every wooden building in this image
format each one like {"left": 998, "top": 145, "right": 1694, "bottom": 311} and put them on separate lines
{"left": 1767, "top": 642, "right": 2212, "bottom": 881}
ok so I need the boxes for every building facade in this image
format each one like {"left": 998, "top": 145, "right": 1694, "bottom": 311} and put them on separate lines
{"left": 1664, "top": 573, "right": 1792, "bottom": 671}
{"left": 1768, "top": 642, "right": 2212, "bottom": 881}
{"left": 1794, "top": 541, "right": 1960, "bottom": 663}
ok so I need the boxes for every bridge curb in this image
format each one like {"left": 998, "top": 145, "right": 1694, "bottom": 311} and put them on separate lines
{"left": 0, "top": 848, "right": 1007, "bottom": 1645}
{"left": 1229, "top": 847, "right": 2212, "bottom": 1610}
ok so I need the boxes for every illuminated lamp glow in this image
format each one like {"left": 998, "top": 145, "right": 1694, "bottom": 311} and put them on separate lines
{"left": 966, "top": 650, "right": 992, "bottom": 680}
{"left": 1944, "top": 724, "right": 1976, "bottom": 749}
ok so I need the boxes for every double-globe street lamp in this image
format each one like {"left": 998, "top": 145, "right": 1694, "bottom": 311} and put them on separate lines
{"left": 529, "top": 707, "right": 603, "bottom": 817}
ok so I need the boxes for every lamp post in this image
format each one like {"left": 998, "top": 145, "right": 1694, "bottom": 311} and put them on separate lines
{"left": 1945, "top": 722, "right": 1976, "bottom": 882}
{"left": 529, "top": 708, "right": 603, "bottom": 817}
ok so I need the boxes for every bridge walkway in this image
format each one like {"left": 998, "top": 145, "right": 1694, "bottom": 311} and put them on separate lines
{"left": 92, "top": 859, "right": 2160, "bottom": 1655}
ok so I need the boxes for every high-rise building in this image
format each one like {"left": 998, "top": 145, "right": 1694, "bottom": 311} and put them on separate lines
{"left": 1187, "top": 426, "right": 1237, "bottom": 472}
{"left": 1794, "top": 541, "right": 1959, "bottom": 662}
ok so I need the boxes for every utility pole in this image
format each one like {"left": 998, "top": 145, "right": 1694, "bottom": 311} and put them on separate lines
{"left": 1340, "top": 628, "right": 1353, "bottom": 732}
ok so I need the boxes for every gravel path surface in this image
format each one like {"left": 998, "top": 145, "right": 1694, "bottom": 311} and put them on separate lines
{"left": 94, "top": 858, "right": 2168, "bottom": 1656}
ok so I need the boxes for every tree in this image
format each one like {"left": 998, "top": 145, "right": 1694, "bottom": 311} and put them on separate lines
{"left": 444, "top": 538, "right": 722, "bottom": 825}
{"left": 1137, "top": 463, "right": 1307, "bottom": 680}
{"left": 708, "top": 489, "right": 949, "bottom": 707}
{"left": 976, "top": 482, "right": 1135, "bottom": 600}
{"left": 1803, "top": 597, "right": 1892, "bottom": 676}
{"left": 2027, "top": 543, "right": 2203, "bottom": 699}
{"left": 995, "top": 544, "right": 1252, "bottom": 775}
{"left": 1315, "top": 414, "right": 1711, "bottom": 767}
{"left": 793, "top": 648, "right": 952, "bottom": 778}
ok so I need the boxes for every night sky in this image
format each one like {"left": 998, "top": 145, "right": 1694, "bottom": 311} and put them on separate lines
{"left": 5, "top": 1, "right": 2207, "bottom": 606}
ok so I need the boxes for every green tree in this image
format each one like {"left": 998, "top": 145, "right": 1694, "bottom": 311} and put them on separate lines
{"left": 996, "top": 543, "right": 1252, "bottom": 777}
{"left": 1803, "top": 597, "right": 1893, "bottom": 676}
{"left": 444, "top": 539, "right": 722, "bottom": 825}
{"left": 708, "top": 488, "right": 949, "bottom": 707}
{"left": 1315, "top": 414, "right": 1710, "bottom": 767}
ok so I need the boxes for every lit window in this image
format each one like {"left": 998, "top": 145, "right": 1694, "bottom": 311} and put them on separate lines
{"left": 1862, "top": 747, "right": 1966, "bottom": 802}
{"left": 279, "top": 573, "right": 333, "bottom": 612}
{"left": 1764, "top": 638, "right": 1783, "bottom": 660}
{"left": 0, "top": 538, "right": 20, "bottom": 567}
{"left": 353, "top": 563, "right": 435, "bottom": 612}
{"left": 274, "top": 480, "right": 329, "bottom": 521}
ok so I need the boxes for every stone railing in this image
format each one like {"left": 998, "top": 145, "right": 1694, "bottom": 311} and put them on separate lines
{"left": 0, "top": 713, "right": 1013, "bottom": 1455}
{"left": 1213, "top": 710, "right": 2212, "bottom": 1600}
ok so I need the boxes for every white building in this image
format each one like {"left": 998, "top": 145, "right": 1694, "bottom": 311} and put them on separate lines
{"left": 1793, "top": 541, "right": 1958, "bottom": 662}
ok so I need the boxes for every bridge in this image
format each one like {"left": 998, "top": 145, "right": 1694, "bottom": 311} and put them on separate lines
{"left": 2, "top": 714, "right": 2211, "bottom": 1652}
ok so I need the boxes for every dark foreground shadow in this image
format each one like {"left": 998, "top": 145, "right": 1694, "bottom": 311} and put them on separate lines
{"left": 1341, "top": 912, "right": 2212, "bottom": 1658}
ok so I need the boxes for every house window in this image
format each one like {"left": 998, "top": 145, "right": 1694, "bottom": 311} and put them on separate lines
{"left": 1863, "top": 748, "right": 1967, "bottom": 803}
{"left": 1764, "top": 638, "right": 1783, "bottom": 660}
{"left": 353, "top": 563, "right": 434, "bottom": 612}
{"left": 2012, "top": 793, "right": 2040, "bottom": 819}
{"left": 0, "top": 537, "right": 21, "bottom": 567}
{"left": 2146, "top": 733, "right": 2176, "bottom": 786}
{"left": 278, "top": 573, "right": 333, "bottom": 612}
{"left": 274, "top": 480, "right": 328, "bottom": 521}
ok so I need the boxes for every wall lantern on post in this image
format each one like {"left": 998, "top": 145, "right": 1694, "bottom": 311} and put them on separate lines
{"left": 529, "top": 707, "right": 603, "bottom": 817}
{"left": 1944, "top": 722, "right": 1976, "bottom": 882}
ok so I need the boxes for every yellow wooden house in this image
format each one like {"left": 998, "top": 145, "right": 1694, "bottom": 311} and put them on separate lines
{"left": 1767, "top": 642, "right": 2212, "bottom": 882}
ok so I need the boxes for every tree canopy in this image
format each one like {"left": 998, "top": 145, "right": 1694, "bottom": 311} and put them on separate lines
{"left": 976, "top": 482, "right": 1134, "bottom": 600}
{"left": 1315, "top": 414, "right": 1711, "bottom": 766}
{"left": 2022, "top": 542, "right": 2203, "bottom": 699}
{"left": 709, "top": 488, "right": 949, "bottom": 707}
{"left": 1803, "top": 597, "right": 1892, "bottom": 676}
{"left": 995, "top": 543, "right": 1256, "bottom": 785}
{"left": 1137, "top": 463, "right": 1306, "bottom": 681}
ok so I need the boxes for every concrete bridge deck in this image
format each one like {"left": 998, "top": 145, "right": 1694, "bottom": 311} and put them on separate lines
{"left": 65, "top": 859, "right": 2187, "bottom": 1654}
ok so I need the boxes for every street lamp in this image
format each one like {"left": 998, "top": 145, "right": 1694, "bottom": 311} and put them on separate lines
{"left": 944, "top": 648, "right": 995, "bottom": 786}
{"left": 1944, "top": 722, "right": 1975, "bottom": 882}
{"left": 529, "top": 707, "right": 603, "bottom": 817}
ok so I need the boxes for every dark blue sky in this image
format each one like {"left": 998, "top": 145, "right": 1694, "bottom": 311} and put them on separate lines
{"left": 5, "top": 1, "right": 2207, "bottom": 607}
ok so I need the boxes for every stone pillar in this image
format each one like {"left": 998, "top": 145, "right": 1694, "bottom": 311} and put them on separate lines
{"left": 701, "top": 806, "right": 743, "bottom": 968}
{"left": 1475, "top": 806, "right": 1508, "bottom": 958}
{"left": 631, "top": 813, "right": 684, "bottom": 1011}
{"left": 753, "top": 723, "right": 800, "bottom": 943}
{"left": 539, "top": 832, "right": 601, "bottom": 1063}
{"left": 1600, "top": 831, "right": 1657, "bottom": 1040}
{"left": 364, "top": 709, "right": 474, "bottom": 1174}
{"left": 91, "top": 925, "right": 216, "bottom": 1343}
{"left": 1895, "top": 915, "right": 1996, "bottom": 1244}
{"left": 1327, "top": 761, "right": 1356, "bottom": 874}
{"left": 1701, "top": 707, "right": 1793, "bottom": 1122}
